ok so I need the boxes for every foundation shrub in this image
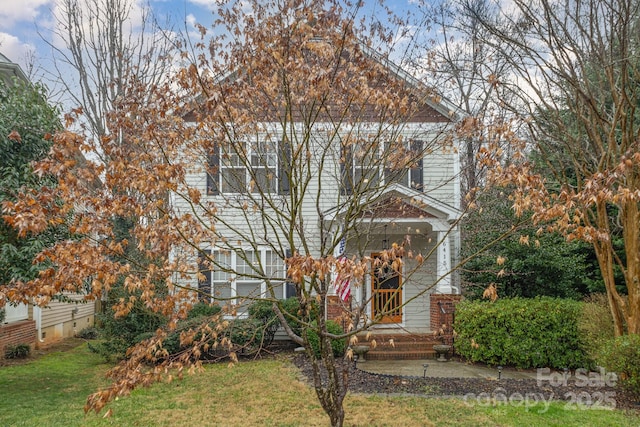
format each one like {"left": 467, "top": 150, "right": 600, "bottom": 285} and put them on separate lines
{"left": 306, "top": 320, "right": 345, "bottom": 359}
{"left": 5, "top": 343, "right": 30, "bottom": 359}
{"left": 75, "top": 326, "right": 99, "bottom": 340}
{"left": 454, "top": 297, "right": 589, "bottom": 369}
{"left": 187, "top": 302, "right": 222, "bottom": 319}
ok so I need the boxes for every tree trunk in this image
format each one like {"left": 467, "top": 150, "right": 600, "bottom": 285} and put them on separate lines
{"left": 594, "top": 202, "right": 626, "bottom": 336}
{"left": 309, "top": 331, "right": 348, "bottom": 427}
{"left": 622, "top": 199, "right": 640, "bottom": 335}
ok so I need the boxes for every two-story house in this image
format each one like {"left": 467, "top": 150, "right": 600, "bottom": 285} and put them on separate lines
{"left": 172, "top": 31, "right": 462, "bottom": 358}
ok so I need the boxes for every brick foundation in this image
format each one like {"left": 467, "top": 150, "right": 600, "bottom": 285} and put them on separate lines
{"left": 430, "top": 294, "right": 462, "bottom": 346}
{"left": 0, "top": 320, "right": 36, "bottom": 358}
{"left": 326, "top": 295, "right": 351, "bottom": 324}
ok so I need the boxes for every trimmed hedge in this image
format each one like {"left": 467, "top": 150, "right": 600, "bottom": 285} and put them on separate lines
{"left": 187, "top": 302, "right": 222, "bottom": 319}
{"left": 454, "top": 297, "right": 590, "bottom": 369}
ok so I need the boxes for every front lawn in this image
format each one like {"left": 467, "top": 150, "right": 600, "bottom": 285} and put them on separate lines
{"left": 0, "top": 341, "right": 637, "bottom": 426}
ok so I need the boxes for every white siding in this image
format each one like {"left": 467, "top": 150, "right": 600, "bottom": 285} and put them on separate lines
{"left": 176, "top": 119, "right": 460, "bottom": 328}
{"left": 41, "top": 296, "right": 94, "bottom": 329}
{"left": 3, "top": 303, "right": 28, "bottom": 323}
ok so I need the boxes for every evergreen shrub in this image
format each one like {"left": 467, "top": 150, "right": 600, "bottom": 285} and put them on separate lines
{"left": 454, "top": 297, "right": 589, "bottom": 369}
{"left": 306, "top": 320, "right": 345, "bottom": 359}
{"left": 5, "top": 343, "right": 30, "bottom": 359}
{"left": 598, "top": 334, "right": 640, "bottom": 399}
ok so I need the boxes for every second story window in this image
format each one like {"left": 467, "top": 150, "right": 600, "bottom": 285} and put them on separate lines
{"left": 341, "top": 138, "right": 424, "bottom": 195}
{"left": 207, "top": 140, "right": 289, "bottom": 195}
{"left": 385, "top": 139, "right": 423, "bottom": 191}
{"left": 249, "top": 141, "right": 278, "bottom": 192}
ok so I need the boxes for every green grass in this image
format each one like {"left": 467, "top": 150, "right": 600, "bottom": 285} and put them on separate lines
{"left": 0, "top": 342, "right": 638, "bottom": 426}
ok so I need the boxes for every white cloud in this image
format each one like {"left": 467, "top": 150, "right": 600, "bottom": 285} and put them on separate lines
{"left": 0, "top": 33, "right": 36, "bottom": 69}
{"left": 0, "top": 0, "right": 51, "bottom": 29}
{"left": 186, "top": 13, "right": 198, "bottom": 27}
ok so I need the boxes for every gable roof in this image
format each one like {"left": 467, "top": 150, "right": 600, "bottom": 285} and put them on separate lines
{"left": 0, "top": 53, "right": 28, "bottom": 87}
{"left": 186, "top": 34, "right": 464, "bottom": 125}
{"left": 359, "top": 44, "right": 463, "bottom": 122}
{"left": 325, "top": 183, "right": 461, "bottom": 224}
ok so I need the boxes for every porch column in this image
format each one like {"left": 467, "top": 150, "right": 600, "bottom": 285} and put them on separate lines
{"left": 436, "top": 231, "right": 452, "bottom": 294}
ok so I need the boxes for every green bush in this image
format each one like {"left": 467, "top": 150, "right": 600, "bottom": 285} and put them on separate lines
{"left": 5, "top": 343, "right": 30, "bottom": 359}
{"left": 247, "top": 299, "right": 281, "bottom": 346}
{"left": 162, "top": 313, "right": 269, "bottom": 358}
{"left": 0, "top": 308, "right": 5, "bottom": 324}
{"left": 598, "top": 334, "right": 640, "bottom": 399}
{"left": 187, "top": 302, "right": 222, "bottom": 319}
{"left": 161, "top": 316, "right": 217, "bottom": 356}
{"left": 246, "top": 297, "right": 320, "bottom": 342}
{"left": 306, "top": 320, "right": 345, "bottom": 359}
{"left": 75, "top": 326, "right": 99, "bottom": 340}
{"left": 159, "top": 303, "right": 223, "bottom": 357}
{"left": 280, "top": 297, "right": 320, "bottom": 336}
{"left": 228, "top": 318, "right": 264, "bottom": 351}
{"left": 90, "top": 288, "right": 168, "bottom": 361}
{"left": 454, "top": 297, "right": 590, "bottom": 369}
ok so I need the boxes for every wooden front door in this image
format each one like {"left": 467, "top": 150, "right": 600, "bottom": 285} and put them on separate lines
{"left": 371, "top": 253, "right": 402, "bottom": 323}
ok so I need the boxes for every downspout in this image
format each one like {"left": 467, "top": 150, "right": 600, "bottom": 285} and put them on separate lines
{"left": 33, "top": 306, "right": 44, "bottom": 342}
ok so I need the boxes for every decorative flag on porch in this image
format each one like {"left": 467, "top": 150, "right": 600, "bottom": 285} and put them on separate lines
{"left": 335, "top": 276, "right": 351, "bottom": 301}
{"left": 333, "top": 236, "right": 351, "bottom": 302}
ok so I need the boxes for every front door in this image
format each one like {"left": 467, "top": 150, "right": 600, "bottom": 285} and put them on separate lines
{"left": 371, "top": 253, "right": 402, "bottom": 323}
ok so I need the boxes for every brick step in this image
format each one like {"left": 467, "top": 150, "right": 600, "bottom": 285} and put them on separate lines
{"left": 355, "top": 334, "right": 440, "bottom": 346}
{"left": 356, "top": 334, "right": 438, "bottom": 343}
{"left": 353, "top": 332, "right": 451, "bottom": 361}
{"left": 363, "top": 342, "right": 438, "bottom": 351}
{"left": 363, "top": 350, "right": 436, "bottom": 361}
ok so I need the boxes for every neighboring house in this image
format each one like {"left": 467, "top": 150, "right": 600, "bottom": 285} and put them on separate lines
{"left": 0, "top": 53, "right": 95, "bottom": 355}
{"left": 178, "top": 42, "right": 463, "bottom": 359}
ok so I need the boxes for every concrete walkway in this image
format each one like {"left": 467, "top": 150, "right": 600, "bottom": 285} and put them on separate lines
{"left": 357, "top": 358, "right": 538, "bottom": 380}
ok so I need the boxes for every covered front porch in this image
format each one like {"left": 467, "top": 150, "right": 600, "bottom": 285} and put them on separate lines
{"left": 325, "top": 185, "right": 461, "bottom": 345}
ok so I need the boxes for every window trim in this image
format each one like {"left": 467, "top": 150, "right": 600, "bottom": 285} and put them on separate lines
{"left": 341, "top": 139, "right": 424, "bottom": 194}
{"left": 207, "top": 140, "right": 291, "bottom": 195}
{"left": 198, "top": 247, "right": 287, "bottom": 316}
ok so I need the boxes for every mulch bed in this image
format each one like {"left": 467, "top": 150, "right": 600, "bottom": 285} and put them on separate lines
{"left": 291, "top": 354, "right": 640, "bottom": 411}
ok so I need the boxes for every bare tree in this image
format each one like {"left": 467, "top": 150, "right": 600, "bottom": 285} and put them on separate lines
{"left": 406, "top": 0, "right": 518, "bottom": 207}
{"left": 477, "top": 0, "right": 640, "bottom": 336}
{"left": 43, "top": 0, "right": 175, "bottom": 146}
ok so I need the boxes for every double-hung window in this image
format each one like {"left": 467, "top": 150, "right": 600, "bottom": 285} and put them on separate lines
{"left": 250, "top": 141, "right": 278, "bottom": 192}
{"left": 341, "top": 139, "right": 380, "bottom": 195}
{"left": 207, "top": 140, "right": 287, "bottom": 195}
{"left": 385, "top": 139, "right": 423, "bottom": 191}
{"left": 198, "top": 248, "right": 287, "bottom": 316}
{"left": 341, "top": 138, "right": 423, "bottom": 194}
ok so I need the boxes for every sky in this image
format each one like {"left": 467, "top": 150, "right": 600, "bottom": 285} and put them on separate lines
{"left": 0, "top": 0, "right": 218, "bottom": 76}
{"left": 0, "top": 0, "right": 428, "bottom": 114}
{"left": 0, "top": 0, "right": 422, "bottom": 76}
